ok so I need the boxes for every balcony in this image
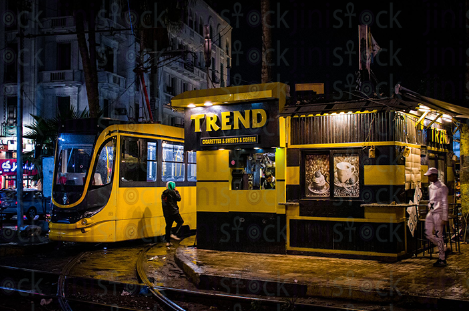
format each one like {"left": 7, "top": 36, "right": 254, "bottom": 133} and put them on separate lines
{"left": 166, "top": 58, "right": 206, "bottom": 83}
{"left": 39, "top": 70, "right": 83, "bottom": 87}
{"left": 98, "top": 71, "right": 126, "bottom": 89}
{"left": 41, "top": 16, "right": 75, "bottom": 33}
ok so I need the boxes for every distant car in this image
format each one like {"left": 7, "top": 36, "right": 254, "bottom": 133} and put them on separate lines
{"left": 0, "top": 189, "right": 51, "bottom": 221}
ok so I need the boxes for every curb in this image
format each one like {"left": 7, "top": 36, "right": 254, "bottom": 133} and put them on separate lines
{"left": 175, "top": 247, "right": 469, "bottom": 309}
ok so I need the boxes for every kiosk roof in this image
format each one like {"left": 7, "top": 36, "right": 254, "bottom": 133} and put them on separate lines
{"left": 171, "top": 82, "right": 289, "bottom": 110}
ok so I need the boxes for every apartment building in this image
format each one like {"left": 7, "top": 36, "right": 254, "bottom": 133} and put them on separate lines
{"left": 0, "top": 0, "right": 232, "bottom": 133}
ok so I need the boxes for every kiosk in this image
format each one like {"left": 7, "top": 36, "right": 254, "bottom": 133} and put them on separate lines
{"left": 171, "top": 82, "right": 460, "bottom": 261}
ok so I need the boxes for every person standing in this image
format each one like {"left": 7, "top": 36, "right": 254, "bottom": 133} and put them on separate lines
{"left": 424, "top": 167, "right": 449, "bottom": 267}
{"left": 161, "top": 181, "right": 184, "bottom": 247}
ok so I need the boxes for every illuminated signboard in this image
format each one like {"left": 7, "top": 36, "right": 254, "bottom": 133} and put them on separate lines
{"left": 201, "top": 135, "right": 258, "bottom": 146}
{"left": 429, "top": 128, "right": 449, "bottom": 145}
{"left": 184, "top": 100, "right": 279, "bottom": 150}
{"left": 0, "top": 159, "right": 37, "bottom": 176}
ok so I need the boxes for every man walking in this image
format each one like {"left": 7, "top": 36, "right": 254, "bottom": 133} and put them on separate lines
{"left": 424, "top": 167, "right": 449, "bottom": 267}
{"left": 161, "top": 181, "right": 184, "bottom": 247}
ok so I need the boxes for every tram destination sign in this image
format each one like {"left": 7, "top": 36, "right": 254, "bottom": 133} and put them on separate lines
{"left": 201, "top": 135, "right": 258, "bottom": 146}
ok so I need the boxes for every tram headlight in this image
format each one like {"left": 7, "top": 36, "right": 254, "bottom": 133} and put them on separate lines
{"left": 81, "top": 219, "right": 87, "bottom": 225}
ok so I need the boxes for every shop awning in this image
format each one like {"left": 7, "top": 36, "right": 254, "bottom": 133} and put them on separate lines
{"left": 281, "top": 85, "right": 469, "bottom": 118}
{"left": 171, "top": 82, "right": 290, "bottom": 110}
{"left": 395, "top": 85, "right": 469, "bottom": 118}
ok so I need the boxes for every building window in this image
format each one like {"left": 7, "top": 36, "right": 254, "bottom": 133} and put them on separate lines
{"left": 120, "top": 137, "right": 157, "bottom": 185}
{"left": 103, "top": 99, "right": 110, "bottom": 117}
{"left": 7, "top": 97, "right": 17, "bottom": 126}
{"left": 57, "top": 42, "right": 71, "bottom": 70}
{"left": 226, "top": 40, "right": 229, "bottom": 56}
{"left": 97, "top": 45, "right": 114, "bottom": 72}
{"left": 188, "top": 10, "right": 193, "bottom": 28}
{"left": 5, "top": 1, "right": 18, "bottom": 30}
{"left": 162, "top": 141, "right": 184, "bottom": 182}
{"left": 199, "top": 18, "right": 204, "bottom": 36}
{"left": 57, "top": 0, "right": 73, "bottom": 16}
{"left": 3, "top": 44, "right": 17, "bottom": 83}
{"left": 187, "top": 151, "right": 196, "bottom": 182}
{"left": 57, "top": 96, "right": 71, "bottom": 116}
{"left": 220, "top": 63, "right": 224, "bottom": 87}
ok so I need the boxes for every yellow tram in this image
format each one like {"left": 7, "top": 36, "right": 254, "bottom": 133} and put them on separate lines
{"left": 49, "top": 119, "right": 196, "bottom": 242}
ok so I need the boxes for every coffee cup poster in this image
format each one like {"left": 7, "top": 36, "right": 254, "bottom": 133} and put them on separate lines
{"left": 305, "top": 154, "right": 330, "bottom": 197}
{"left": 333, "top": 154, "right": 359, "bottom": 198}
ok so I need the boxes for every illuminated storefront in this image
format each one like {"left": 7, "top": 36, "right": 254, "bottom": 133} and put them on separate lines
{"left": 0, "top": 138, "right": 36, "bottom": 189}
{"left": 172, "top": 82, "right": 462, "bottom": 260}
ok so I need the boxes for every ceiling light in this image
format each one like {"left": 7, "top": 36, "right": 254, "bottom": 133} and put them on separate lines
{"left": 187, "top": 104, "right": 196, "bottom": 108}
{"left": 204, "top": 101, "right": 213, "bottom": 106}
{"left": 442, "top": 114, "right": 452, "bottom": 122}
{"left": 418, "top": 105, "right": 430, "bottom": 111}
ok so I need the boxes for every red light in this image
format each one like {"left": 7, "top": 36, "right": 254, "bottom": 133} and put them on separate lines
{"left": 15, "top": 201, "right": 17, "bottom": 204}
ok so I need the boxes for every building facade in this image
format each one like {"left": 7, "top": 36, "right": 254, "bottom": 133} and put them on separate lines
{"left": 0, "top": 0, "right": 231, "bottom": 134}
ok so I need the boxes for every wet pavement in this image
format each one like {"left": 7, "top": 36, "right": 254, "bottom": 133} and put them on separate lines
{"left": 176, "top": 240, "right": 469, "bottom": 307}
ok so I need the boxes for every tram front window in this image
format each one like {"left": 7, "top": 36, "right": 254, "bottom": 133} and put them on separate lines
{"left": 54, "top": 134, "right": 95, "bottom": 205}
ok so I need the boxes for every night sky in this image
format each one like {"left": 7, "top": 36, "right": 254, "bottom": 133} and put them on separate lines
{"left": 209, "top": 0, "right": 466, "bottom": 105}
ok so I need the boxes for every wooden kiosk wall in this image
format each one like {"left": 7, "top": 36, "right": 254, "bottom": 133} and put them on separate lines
{"left": 284, "top": 111, "right": 453, "bottom": 261}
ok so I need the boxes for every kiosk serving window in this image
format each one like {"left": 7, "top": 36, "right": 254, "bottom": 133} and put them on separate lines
{"left": 162, "top": 142, "right": 185, "bottom": 182}
{"left": 230, "top": 151, "right": 275, "bottom": 190}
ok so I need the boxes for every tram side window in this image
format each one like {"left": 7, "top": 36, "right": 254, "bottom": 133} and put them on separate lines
{"left": 92, "top": 139, "right": 116, "bottom": 186}
{"left": 162, "top": 142, "right": 185, "bottom": 182}
{"left": 121, "top": 137, "right": 157, "bottom": 183}
{"left": 147, "top": 142, "right": 157, "bottom": 182}
{"left": 187, "top": 151, "right": 196, "bottom": 182}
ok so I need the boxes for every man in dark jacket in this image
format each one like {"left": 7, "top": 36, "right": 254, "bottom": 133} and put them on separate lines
{"left": 161, "top": 181, "right": 184, "bottom": 246}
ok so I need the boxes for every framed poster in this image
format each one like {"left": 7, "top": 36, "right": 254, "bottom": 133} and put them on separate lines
{"left": 333, "top": 154, "right": 360, "bottom": 198}
{"left": 305, "top": 154, "right": 330, "bottom": 197}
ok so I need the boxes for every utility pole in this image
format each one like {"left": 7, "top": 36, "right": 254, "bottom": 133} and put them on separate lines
{"left": 16, "top": 6, "right": 24, "bottom": 229}
{"left": 261, "top": 0, "right": 272, "bottom": 84}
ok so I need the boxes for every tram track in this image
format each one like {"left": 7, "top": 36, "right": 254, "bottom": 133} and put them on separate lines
{"left": 0, "top": 259, "right": 363, "bottom": 311}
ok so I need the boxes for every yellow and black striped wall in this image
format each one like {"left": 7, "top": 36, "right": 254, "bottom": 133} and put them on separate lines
{"left": 284, "top": 111, "right": 453, "bottom": 260}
